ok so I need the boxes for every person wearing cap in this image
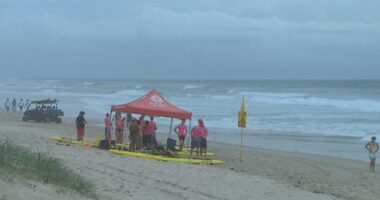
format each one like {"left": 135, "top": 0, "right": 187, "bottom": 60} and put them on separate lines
{"left": 76, "top": 111, "right": 87, "bottom": 141}
{"left": 365, "top": 136, "right": 379, "bottom": 172}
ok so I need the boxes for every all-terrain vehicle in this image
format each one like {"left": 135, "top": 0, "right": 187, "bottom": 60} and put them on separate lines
{"left": 22, "top": 99, "right": 64, "bottom": 123}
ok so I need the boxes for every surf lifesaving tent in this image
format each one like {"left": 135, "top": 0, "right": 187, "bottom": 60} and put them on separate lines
{"left": 110, "top": 89, "right": 192, "bottom": 144}
{"left": 111, "top": 89, "right": 192, "bottom": 120}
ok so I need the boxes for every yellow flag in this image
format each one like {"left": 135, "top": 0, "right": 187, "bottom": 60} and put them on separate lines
{"left": 238, "top": 96, "right": 247, "bottom": 128}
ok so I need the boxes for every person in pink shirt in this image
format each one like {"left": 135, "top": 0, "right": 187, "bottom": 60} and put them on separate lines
{"left": 198, "top": 119, "right": 208, "bottom": 157}
{"left": 148, "top": 116, "right": 157, "bottom": 147}
{"left": 104, "top": 113, "right": 112, "bottom": 143}
{"left": 174, "top": 119, "right": 187, "bottom": 151}
{"left": 190, "top": 119, "right": 204, "bottom": 158}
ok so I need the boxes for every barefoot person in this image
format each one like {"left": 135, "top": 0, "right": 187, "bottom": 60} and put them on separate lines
{"left": 4, "top": 98, "right": 10, "bottom": 113}
{"left": 190, "top": 119, "right": 204, "bottom": 158}
{"left": 198, "top": 119, "right": 208, "bottom": 157}
{"left": 365, "top": 136, "right": 379, "bottom": 172}
{"left": 173, "top": 119, "right": 187, "bottom": 151}
{"left": 76, "top": 111, "right": 87, "bottom": 142}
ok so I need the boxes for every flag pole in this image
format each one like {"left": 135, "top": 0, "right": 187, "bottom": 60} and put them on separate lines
{"left": 240, "top": 127, "right": 244, "bottom": 162}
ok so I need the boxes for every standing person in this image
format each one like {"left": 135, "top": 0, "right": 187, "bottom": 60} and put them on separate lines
{"left": 137, "top": 115, "right": 145, "bottom": 150}
{"left": 190, "top": 119, "right": 203, "bottom": 158}
{"left": 4, "top": 98, "right": 10, "bottom": 113}
{"left": 365, "top": 136, "right": 379, "bottom": 172}
{"left": 116, "top": 117, "right": 125, "bottom": 144}
{"left": 129, "top": 118, "right": 139, "bottom": 151}
{"left": 104, "top": 113, "right": 112, "bottom": 143}
{"left": 198, "top": 119, "right": 208, "bottom": 157}
{"left": 25, "top": 99, "right": 30, "bottom": 110}
{"left": 126, "top": 113, "right": 132, "bottom": 128}
{"left": 76, "top": 111, "right": 87, "bottom": 142}
{"left": 11, "top": 98, "right": 17, "bottom": 112}
{"left": 18, "top": 98, "right": 24, "bottom": 113}
{"left": 148, "top": 116, "right": 158, "bottom": 147}
{"left": 142, "top": 120, "right": 152, "bottom": 149}
{"left": 173, "top": 119, "right": 187, "bottom": 151}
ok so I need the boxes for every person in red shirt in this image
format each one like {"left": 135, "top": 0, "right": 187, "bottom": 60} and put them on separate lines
{"left": 76, "top": 111, "right": 86, "bottom": 142}
{"left": 174, "top": 119, "right": 187, "bottom": 151}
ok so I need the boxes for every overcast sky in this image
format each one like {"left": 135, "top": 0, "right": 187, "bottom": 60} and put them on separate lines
{"left": 1, "top": 0, "right": 379, "bottom": 79}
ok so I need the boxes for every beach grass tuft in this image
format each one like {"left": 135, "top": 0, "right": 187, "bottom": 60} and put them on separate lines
{"left": 0, "top": 140, "right": 96, "bottom": 199}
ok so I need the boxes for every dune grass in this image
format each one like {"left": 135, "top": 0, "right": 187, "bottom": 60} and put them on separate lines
{"left": 0, "top": 140, "right": 97, "bottom": 199}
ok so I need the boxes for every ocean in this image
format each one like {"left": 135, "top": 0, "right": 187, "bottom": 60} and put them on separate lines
{"left": 1, "top": 78, "right": 379, "bottom": 142}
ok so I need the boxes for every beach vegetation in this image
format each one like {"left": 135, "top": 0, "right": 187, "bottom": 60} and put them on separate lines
{"left": 0, "top": 140, "right": 97, "bottom": 199}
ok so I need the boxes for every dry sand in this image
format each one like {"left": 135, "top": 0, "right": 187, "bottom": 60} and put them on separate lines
{"left": 0, "top": 111, "right": 377, "bottom": 200}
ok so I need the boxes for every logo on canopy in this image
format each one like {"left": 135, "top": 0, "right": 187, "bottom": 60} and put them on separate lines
{"left": 150, "top": 95, "right": 165, "bottom": 108}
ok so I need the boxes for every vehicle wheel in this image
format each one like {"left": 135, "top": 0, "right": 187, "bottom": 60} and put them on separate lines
{"left": 43, "top": 117, "right": 50, "bottom": 123}
{"left": 22, "top": 116, "right": 28, "bottom": 122}
{"left": 56, "top": 117, "right": 62, "bottom": 124}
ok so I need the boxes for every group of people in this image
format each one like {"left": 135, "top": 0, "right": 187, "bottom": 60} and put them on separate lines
{"left": 75, "top": 110, "right": 209, "bottom": 157}
{"left": 4, "top": 98, "right": 29, "bottom": 113}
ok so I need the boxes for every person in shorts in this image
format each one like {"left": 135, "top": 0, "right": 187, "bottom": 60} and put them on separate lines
{"left": 174, "top": 119, "right": 187, "bottom": 151}
{"left": 365, "top": 136, "right": 379, "bottom": 172}
{"left": 190, "top": 119, "right": 206, "bottom": 158}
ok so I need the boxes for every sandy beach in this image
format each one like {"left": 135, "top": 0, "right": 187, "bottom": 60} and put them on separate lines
{"left": 0, "top": 110, "right": 378, "bottom": 200}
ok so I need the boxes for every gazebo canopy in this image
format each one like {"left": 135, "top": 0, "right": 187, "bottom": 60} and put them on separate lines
{"left": 111, "top": 89, "right": 192, "bottom": 120}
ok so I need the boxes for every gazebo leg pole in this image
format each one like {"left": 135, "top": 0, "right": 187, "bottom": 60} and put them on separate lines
{"left": 188, "top": 120, "right": 192, "bottom": 155}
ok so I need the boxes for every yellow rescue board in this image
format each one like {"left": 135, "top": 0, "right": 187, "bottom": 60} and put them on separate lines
{"left": 109, "top": 149, "right": 223, "bottom": 165}
{"left": 115, "top": 143, "right": 214, "bottom": 156}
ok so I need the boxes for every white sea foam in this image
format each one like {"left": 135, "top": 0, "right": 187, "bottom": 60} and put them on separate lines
{"left": 183, "top": 84, "right": 203, "bottom": 89}
{"left": 241, "top": 91, "right": 380, "bottom": 112}
{"left": 83, "top": 81, "right": 95, "bottom": 86}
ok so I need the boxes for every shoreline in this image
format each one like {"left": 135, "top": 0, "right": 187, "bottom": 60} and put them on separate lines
{"left": 1, "top": 111, "right": 379, "bottom": 200}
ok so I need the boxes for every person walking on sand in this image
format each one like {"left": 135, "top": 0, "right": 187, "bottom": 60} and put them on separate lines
{"left": 104, "top": 113, "right": 112, "bottom": 143}
{"left": 174, "top": 119, "right": 187, "bottom": 151}
{"left": 4, "top": 98, "right": 10, "bottom": 113}
{"left": 18, "top": 98, "right": 24, "bottom": 113}
{"left": 11, "top": 98, "right": 16, "bottom": 112}
{"left": 76, "top": 111, "right": 87, "bottom": 142}
{"left": 365, "top": 136, "right": 379, "bottom": 172}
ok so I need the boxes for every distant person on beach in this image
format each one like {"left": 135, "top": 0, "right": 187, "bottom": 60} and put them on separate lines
{"left": 198, "top": 119, "right": 208, "bottom": 157}
{"left": 104, "top": 113, "right": 112, "bottom": 143}
{"left": 4, "top": 98, "right": 10, "bottom": 112}
{"left": 365, "top": 136, "right": 379, "bottom": 172}
{"left": 190, "top": 119, "right": 204, "bottom": 158}
{"left": 76, "top": 111, "right": 87, "bottom": 142}
{"left": 149, "top": 116, "right": 158, "bottom": 147}
{"left": 116, "top": 117, "right": 125, "bottom": 144}
{"left": 25, "top": 99, "right": 30, "bottom": 110}
{"left": 174, "top": 119, "right": 187, "bottom": 151}
{"left": 126, "top": 113, "right": 132, "bottom": 128}
{"left": 11, "top": 98, "right": 16, "bottom": 112}
{"left": 18, "top": 98, "right": 24, "bottom": 113}
{"left": 142, "top": 120, "right": 152, "bottom": 149}
{"left": 129, "top": 118, "right": 139, "bottom": 150}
